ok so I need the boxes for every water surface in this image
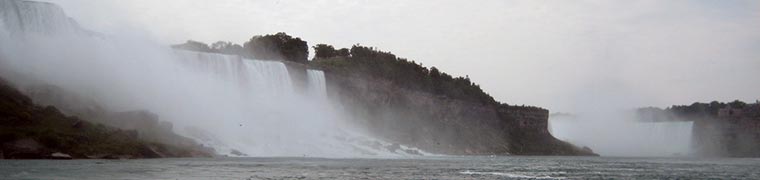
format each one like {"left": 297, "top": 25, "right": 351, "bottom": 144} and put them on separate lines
{"left": 1, "top": 156, "right": 759, "bottom": 179}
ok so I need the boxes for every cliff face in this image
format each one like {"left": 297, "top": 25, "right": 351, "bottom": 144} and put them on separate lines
{"left": 692, "top": 105, "right": 760, "bottom": 157}
{"left": 638, "top": 102, "right": 760, "bottom": 157}
{"left": 325, "top": 73, "right": 596, "bottom": 156}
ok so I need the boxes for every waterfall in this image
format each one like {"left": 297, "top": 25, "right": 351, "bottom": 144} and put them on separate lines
{"left": 169, "top": 50, "right": 354, "bottom": 157}
{"left": 0, "top": 0, "right": 429, "bottom": 157}
{"left": 174, "top": 50, "right": 294, "bottom": 96}
{"left": 306, "top": 69, "right": 327, "bottom": 98}
{"left": 0, "top": 0, "right": 83, "bottom": 36}
{"left": 641, "top": 121, "right": 694, "bottom": 156}
{"left": 550, "top": 114, "right": 694, "bottom": 157}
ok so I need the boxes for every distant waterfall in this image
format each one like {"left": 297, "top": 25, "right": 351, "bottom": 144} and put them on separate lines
{"left": 550, "top": 114, "right": 694, "bottom": 157}
{"left": 640, "top": 121, "right": 693, "bottom": 156}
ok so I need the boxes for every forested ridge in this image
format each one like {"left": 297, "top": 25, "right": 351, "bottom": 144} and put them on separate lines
{"left": 174, "top": 32, "right": 543, "bottom": 110}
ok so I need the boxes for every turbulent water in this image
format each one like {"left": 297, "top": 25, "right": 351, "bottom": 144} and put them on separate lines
{"left": 2, "top": 157, "right": 760, "bottom": 179}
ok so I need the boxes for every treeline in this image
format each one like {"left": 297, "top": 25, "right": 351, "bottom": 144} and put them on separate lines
{"left": 173, "top": 32, "right": 539, "bottom": 108}
{"left": 311, "top": 44, "right": 498, "bottom": 105}
{"left": 667, "top": 100, "right": 751, "bottom": 118}
{"left": 172, "top": 32, "right": 308, "bottom": 63}
{"left": 638, "top": 100, "right": 754, "bottom": 121}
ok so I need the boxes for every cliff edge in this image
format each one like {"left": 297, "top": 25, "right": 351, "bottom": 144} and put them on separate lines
{"left": 321, "top": 68, "right": 595, "bottom": 156}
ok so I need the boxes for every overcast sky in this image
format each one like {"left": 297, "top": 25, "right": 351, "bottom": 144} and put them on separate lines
{"left": 45, "top": 0, "right": 760, "bottom": 113}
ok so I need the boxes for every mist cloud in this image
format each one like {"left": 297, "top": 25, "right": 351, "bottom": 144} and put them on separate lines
{"left": 43, "top": 0, "right": 760, "bottom": 112}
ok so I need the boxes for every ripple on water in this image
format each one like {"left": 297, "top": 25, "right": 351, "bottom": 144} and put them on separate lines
{"left": 459, "top": 170, "right": 565, "bottom": 179}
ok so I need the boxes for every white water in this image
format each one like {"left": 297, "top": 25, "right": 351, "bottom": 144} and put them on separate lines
{"left": 0, "top": 0, "right": 424, "bottom": 157}
{"left": 0, "top": 0, "right": 83, "bottom": 36}
{"left": 306, "top": 70, "right": 327, "bottom": 99}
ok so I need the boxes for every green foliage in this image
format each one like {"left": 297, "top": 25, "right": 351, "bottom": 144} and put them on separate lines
{"left": 336, "top": 48, "right": 350, "bottom": 57}
{"left": 171, "top": 33, "right": 534, "bottom": 108}
{"left": 667, "top": 100, "right": 749, "bottom": 117}
{"left": 313, "top": 44, "right": 337, "bottom": 59}
{"left": 244, "top": 32, "right": 309, "bottom": 63}
{"left": 211, "top": 41, "right": 245, "bottom": 55}
{"left": 172, "top": 32, "right": 309, "bottom": 64}
{"left": 314, "top": 44, "right": 497, "bottom": 105}
{"left": 312, "top": 45, "right": 349, "bottom": 59}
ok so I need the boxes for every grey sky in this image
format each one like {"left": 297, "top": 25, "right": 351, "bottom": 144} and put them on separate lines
{"left": 45, "top": 0, "right": 760, "bottom": 112}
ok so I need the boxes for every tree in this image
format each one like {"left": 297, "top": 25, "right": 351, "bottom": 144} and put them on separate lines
{"left": 211, "top": 41, "right": 244, "bottom": 55}
{"left": 243, "top": 32, "right": 309, "bottom": 63}
{"left": 172, "top": 40, "right": 212, "bottom": 52}
{"left": 728, "top": 100, "right": 747, "bottom": 108}
{"left": 336, "top": 48, "right": 350, "bottom": 57}
{"left": 313, "top": 44, "right": 337, "bottom": 59}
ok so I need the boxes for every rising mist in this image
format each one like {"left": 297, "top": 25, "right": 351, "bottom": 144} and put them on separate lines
{"left": 0, "top": 0, "right": 404, "bottom": 157}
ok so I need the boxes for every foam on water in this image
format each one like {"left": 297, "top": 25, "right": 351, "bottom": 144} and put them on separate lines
{"left": 459, "top": 171, "right": 563, "bottom": 179}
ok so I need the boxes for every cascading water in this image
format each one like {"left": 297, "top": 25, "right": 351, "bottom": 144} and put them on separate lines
{"left": 642, "top": 121, "right": 693, "bottom": 156}
{"left": 174, "top": 50, "right": 295, "bottom": 97}
{"left": 0, "top": 0, "right": 427, "bottom": 157}
{"left": 170, "top": 50, "right": 349, "bottom": 156}
{"left": 549, "top": 113, "right": 694, "bottom": 157}
{"left": 306, "top": 69, "right": 327, "bottom": 98}
{"left": 0, "top": 0, "right": 83, "bottom": 36}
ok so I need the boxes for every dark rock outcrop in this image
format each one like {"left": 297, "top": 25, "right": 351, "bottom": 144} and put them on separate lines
{"left": 21, "top": 84, "right": 213, "bottom": 156}
{"left": 0, "top": 78, "right": 213, "bottom": 159}
{"left": 2, "top": 138, "right": 45, "bottom": 159}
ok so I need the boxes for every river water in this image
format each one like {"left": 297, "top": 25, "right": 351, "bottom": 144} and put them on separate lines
{"left": 1, "top": 156, "right": 759, "bottom": 179}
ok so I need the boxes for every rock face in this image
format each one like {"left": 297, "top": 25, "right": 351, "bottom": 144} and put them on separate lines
{"left": 638, "top": 102, "right": 760, "bottom": 157}
{"left": 692, "top": 104, "right": 760, "bottom": 157}
{"left": 325, "top": 73, "right": 596, "bottom": 156}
